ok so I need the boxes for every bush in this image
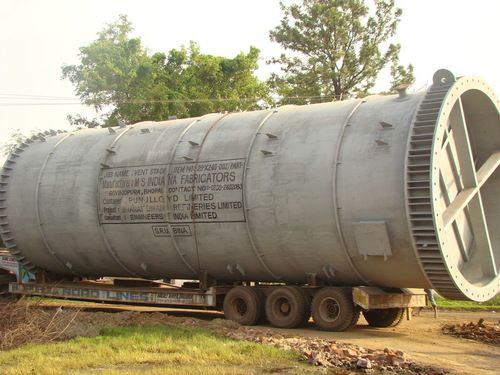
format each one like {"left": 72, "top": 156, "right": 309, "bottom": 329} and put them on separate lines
{"left": 0, "top": 299, "right": 80, "bottom": 350}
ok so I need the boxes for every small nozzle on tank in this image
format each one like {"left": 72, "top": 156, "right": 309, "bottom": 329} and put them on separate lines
{"left": 395, "top": 84, "right": 409, "bottom": 99}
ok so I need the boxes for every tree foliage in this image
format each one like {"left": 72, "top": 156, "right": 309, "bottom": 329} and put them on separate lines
{"left": 1, "top": 129, "right": 40, "bottom": 156}
{"left": 62, "top": 16, "right": 268, "bottom": 127}
{"left": 155, "top": 42, "right": 269, "bottom": 118}
{"left": 269, "top": 0, "right": 414, "bottom": 104}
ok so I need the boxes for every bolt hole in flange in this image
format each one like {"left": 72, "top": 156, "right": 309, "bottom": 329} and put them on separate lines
{"left": 431, "top": 74, "right": 500, "bottom": 301}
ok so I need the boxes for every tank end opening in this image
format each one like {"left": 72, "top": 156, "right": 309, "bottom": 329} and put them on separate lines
{"left": 408, "top": 70, "right": 499, "bottom": 302}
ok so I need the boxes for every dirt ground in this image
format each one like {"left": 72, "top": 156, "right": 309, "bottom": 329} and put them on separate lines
{"left": 35, "top": 302, "right": 499, "bottom": 375}
{"left": 258, "top": 310, "right": 500, "bottom": 375}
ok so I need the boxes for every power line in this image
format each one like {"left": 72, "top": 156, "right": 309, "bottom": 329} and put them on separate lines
{"left": 0, "top": 95, "right": 339, "bottom": 107}
{"left": 0, "top": 102, "right": 85, "bottom": 106}
{"left": 0, "top": 93, "right": 78, "bottom": 100}
{"left": 0, "top": 102, "right": 86, "bottom": 106}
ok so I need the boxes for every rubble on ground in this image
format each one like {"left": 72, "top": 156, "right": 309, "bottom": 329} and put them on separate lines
{"left": 137, "top": 315, "right": 448, "bottom": 374}
{"left": 1, "top": 302, "right": 449, "bottom": 374}
{"left": 208, "top": 320, "right": 447, "bottom": 374}
{"left": 441, "top": 318, "right": 500, "bottom": 346}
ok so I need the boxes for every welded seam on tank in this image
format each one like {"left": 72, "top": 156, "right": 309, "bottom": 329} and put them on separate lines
{"left": 189, "top": 113, "right": 230, "bottom": 273}
{"left": 242, "top": 109, "right": 282, "bottom": 281}
{"left": 97, "top": 125, "right": 143, "bottom": 278}
{"left": 35, "top": 133, "right": 81, "bottom": 277}
{"left": 332, "top": 100, "right": 370, "bottom": 285}
{"left": 149, "top": 120, "right": 174, "bottom": 154}
{"left": 163, "top": 114, "right": 216, "bottom": 277}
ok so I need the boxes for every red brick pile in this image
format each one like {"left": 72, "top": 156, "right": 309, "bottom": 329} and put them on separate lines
{"left": 442, "top": 318, "right": 500, "bottom": 346}
{"left": 217, "top": 322, "right": 448, "bottom": 374}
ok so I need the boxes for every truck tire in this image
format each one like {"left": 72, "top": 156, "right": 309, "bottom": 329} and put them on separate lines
{"left": 311, "top": 287, "right": 355, "bottom": 331}
{"left": 292, "top": 286, "right": 311, "bottom": 326}
{"left": 265, "top": 286, "right": 307, "bottom": 328}
{"left": 223, "top": 286, "right": 263, "bottom": 325}
{"left": 348, "top": 307, "right": 361, "bottom": 329}
{"left": 363, "top": 308, "right": 405, "bottom": 327}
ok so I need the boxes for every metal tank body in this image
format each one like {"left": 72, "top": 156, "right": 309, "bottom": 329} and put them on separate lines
{"left": 1, "top": 70, "right": 498, "bottom": 301}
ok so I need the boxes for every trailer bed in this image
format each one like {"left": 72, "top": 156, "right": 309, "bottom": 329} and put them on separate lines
{"left": 9, "top": 281, "right": 226, "bottom": 308}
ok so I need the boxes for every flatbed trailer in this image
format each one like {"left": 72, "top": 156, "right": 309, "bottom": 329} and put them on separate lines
{"left": 9, "top": 280, "right": 223, "bottom": 308}
{"left": 9, "top": 280, "right": 427, "bottom": 309}
{"left": 2, "top": 248, "right": 428, "bottom": 330}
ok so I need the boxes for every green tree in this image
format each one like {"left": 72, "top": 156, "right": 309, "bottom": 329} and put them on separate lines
{"left": 180, "top": 43, "right": 269, "bottom": 117}
{"left": 148, "top": 42, "right": 269, "bottom": 118}
{"left": 62, "top": 16, "right": 269, "bottom": 127}
{"left": 269, "top": 0, "right": 414, "bottom": 104}
{"left": 62, "top": 15, "right": 153, "bottom": 127}
{"left": 1, "top": 129, "right": 40, "bottom": 156}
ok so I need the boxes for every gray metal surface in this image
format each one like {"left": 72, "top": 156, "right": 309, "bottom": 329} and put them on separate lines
{"left": 1, "top": 70, "right": 498, "bottom": 301}
{"left": 9, "top": 282, "right": 217, "bottom": 306}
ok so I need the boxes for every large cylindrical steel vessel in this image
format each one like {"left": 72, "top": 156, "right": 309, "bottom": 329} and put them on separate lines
{"left": 1, "top": 70, "right": 499, "bottom": 301}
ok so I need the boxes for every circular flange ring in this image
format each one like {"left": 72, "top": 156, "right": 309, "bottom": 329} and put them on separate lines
{"left": 431, "top": 75, "right": 500, "bottom": 301}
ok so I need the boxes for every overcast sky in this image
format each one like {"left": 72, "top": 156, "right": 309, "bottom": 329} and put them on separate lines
{"left": 1, "top": 0, "right": 499, "bottom": 153}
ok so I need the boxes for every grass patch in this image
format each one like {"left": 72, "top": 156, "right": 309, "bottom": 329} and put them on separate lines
{"left": 435, "top": 294, "right": 500, "bottom": 310}
{"left": 0, "top": 325, "right": 315, "bottom": 375}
